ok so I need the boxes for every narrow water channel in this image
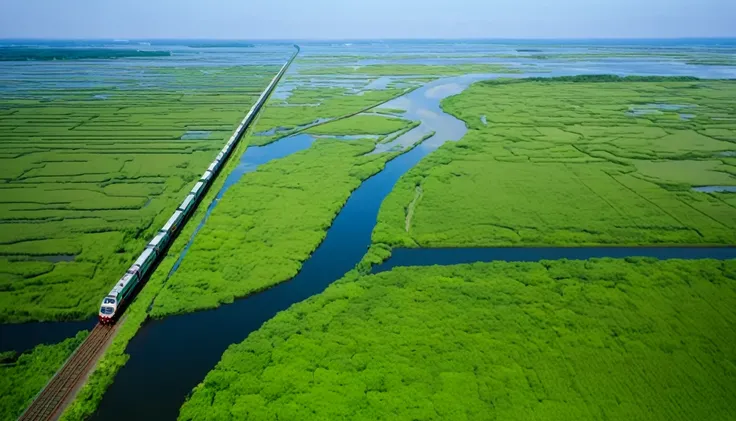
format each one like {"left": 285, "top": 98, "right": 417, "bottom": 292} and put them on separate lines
{"left": 373, "top": 246, "right": 736, "bottom": 273}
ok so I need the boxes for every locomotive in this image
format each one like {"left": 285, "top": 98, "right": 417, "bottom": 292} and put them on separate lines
{"left": 98, "top": 46, "right": 300, "bottom": 324}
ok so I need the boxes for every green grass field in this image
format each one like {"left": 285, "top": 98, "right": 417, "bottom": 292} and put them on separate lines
{"left": 0, "top": 65, "right": 277, "bottom": 322}
{"left": 179, "top": 258, "right": 736, "bottom": 421}
{"left": 374, "top": 77, "right": 736, "bottom": 248}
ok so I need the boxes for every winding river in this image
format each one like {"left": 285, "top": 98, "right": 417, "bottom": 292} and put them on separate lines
{"left": 91, "top": 73, "right": 736, "bottom": 420}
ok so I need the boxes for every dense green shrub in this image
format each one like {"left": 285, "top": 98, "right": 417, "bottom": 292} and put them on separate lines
{"left": 180, "top": 258, "right": 736, "bottom": 421}
{"left": 0, "top": 47, "right": 170, "bottom": 61}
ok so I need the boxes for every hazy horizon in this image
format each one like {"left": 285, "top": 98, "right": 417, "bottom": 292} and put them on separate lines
{"left": 2, "top": 0, "right": 735, "bottom": 40}
{"left": 2, "top": 36, "right": 736, "bottom": 41}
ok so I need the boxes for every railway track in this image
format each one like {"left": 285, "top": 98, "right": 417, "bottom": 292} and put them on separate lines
{"left": 18, "top": 324, "right": 114, "bottom": 421}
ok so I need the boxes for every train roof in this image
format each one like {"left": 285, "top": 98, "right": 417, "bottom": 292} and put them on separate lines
{"left": 179, "top": 194, "right": 195, "bottom": 211}
{"left": 162, "top": 210, "right": 183, "bottom": 232}
{"left": 110, "top": 272, "right": 136, "bottom": 297}
{"left": 133, "top": 248, "right": 155, "bottom": 268}
{"left": 190, "top": 181, "right": 204, "bottom": 194}
{"left": 207, "top": 162, "right": 218, "bottom": 172}
{"left": 149, "top": 231, "right": 167, "bottom": 248}
{"left": 201, "top": 170, "right": 213, "bottom": 181}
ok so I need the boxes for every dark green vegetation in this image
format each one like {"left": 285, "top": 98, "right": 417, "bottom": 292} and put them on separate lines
{"left": 150, "top": 138, "right": 405, "bottom": 317}
{"left": 0, "top": 66, "right": 277, "bottom": 322}
{"left": 1, "top": 331, "right": 88, "bottom": 420}
{"left": 0, "top": 47, "right": 170, "bottom": 61}
{"left": 180, "top": 258, "right": 736, "bottom": 420}
{"left": 375, "top": 77, "right": 736, "bottom": 248}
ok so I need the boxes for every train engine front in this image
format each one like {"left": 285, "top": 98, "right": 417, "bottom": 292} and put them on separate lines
{"left": 99, "top": 295, "right": 117, "bottom": 324}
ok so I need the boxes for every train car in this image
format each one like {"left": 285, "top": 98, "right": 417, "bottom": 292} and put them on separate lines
{"left": 179, "top": 194, "right": 196, "bottom": 215}
{"left": 201, "top": 170, "right": 213, "bottom": 183}
{"left": 216, "top": 151, "right": 225, "bottom": 161}
{"left": 162, "top": 210, "right": 184, "bottom": 234}
{"left": 133, "top": 248, "right": 157, "bottom": 277}
{"left": 191, "top": 181, "right": 205, "bottom": 199}
{"left": 148, "top": 231, "right": 168, "bottom": 254}
{"left": 207, "top": 161, "right": 219, "bottom": 174}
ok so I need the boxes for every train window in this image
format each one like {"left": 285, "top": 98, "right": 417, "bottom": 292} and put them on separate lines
{"left": 103, "top": 298, "right": 116, "bottom": 305}
{"left": 100, "top": 306, "right": 114, "bottom": 315}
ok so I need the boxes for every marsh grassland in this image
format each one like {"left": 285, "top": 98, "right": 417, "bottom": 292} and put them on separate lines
{"left": 0, "top": 66, "right": 276, "bottom": 323}
{"left": 180, "top": 258, "right": 736, "bottom": 421}
{"left": 374, "top": 76, "right": 736, "bottom": 248}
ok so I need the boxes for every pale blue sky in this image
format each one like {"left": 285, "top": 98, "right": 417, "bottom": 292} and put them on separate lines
{"left": 1, "top": 0, "right": 734, "bottom": 39}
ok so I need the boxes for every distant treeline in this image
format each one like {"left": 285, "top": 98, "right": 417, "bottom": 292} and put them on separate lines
{"left": 0, "top": 47, "right": 171, "bottom": 61}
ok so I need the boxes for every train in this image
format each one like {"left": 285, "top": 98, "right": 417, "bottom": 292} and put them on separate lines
{"left": 99, "top": 45, "right": 300, "bottom": 324}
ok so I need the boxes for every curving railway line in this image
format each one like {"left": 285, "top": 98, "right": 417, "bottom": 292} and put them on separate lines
{"left": 17, "top": 44, "right": 300, "bottom": 421}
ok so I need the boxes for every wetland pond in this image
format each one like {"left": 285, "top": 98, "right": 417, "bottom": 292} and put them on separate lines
{"left": 179, "top": 130, "right": 211, "bottom": 140}
{"left": 693, "top": 186, "right": 736, "bottom": 193}
{"left": 0, "top": 317, "right": 96, "bottom": 354}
